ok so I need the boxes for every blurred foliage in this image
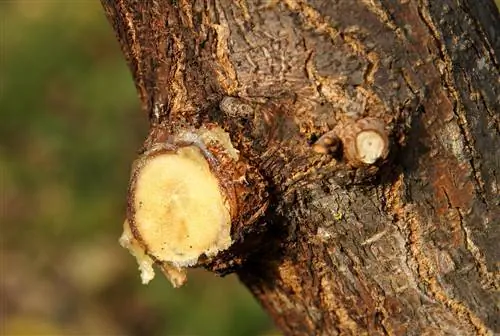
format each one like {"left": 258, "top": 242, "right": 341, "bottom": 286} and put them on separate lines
{"left": 0, "top": 1, "right": 274, "bottom": 335}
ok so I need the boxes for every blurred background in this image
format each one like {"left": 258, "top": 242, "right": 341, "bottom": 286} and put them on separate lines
{"left": 0, "top": 1, "right": 274, "bottom": 335}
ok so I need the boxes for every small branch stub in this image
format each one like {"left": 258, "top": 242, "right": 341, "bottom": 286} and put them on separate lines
{"left": 349, "top": 118, "right": 389, "bottom": 165}
{"left": 333, "top": 118, "right": 390, "bottom": 167}
{"left": 120, "top": 127, "right": 239, "bottom": 287}
{"left": 312, "top": 133, "right": 341, "bottom": 155}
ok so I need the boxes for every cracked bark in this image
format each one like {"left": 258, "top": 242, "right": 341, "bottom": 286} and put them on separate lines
{"left": 101, "top": 0, "right": 500, "bottom": 335}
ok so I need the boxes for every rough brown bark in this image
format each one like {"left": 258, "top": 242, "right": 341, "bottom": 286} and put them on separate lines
{"left": 101, "top": 0, "right": 500, "bottom": 335}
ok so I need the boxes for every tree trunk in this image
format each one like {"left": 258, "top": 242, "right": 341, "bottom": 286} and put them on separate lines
{"left": 101, "top": 0, "right": 500, "bottom": 335}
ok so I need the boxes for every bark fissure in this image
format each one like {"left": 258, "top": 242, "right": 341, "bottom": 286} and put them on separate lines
{"left": 417, "top": 0, "right": 490, "bottom": 208}
{"left": 460, "top": 0, "right": 500, "bottom": 69}
{"left": 456, "top": 208, "right": 498, "bottom": 289}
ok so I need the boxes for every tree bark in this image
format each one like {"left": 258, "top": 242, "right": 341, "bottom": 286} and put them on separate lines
{"left": 101, "top": 0, "right": 500, "bottom": 335}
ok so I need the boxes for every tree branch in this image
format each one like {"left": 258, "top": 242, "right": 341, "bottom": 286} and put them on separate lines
{"left": 101, "top": 0, "right": 500, "bottom": 334}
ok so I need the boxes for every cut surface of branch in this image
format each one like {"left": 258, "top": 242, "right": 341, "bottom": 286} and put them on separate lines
{"left": 123, "top": 145, "right": 232, "bottom": 286}
{"left": 134, "top": 147, "right": 232, "bottom": 265}
{"left": 356, "top": 130, "right": 386, "bottom": 164}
